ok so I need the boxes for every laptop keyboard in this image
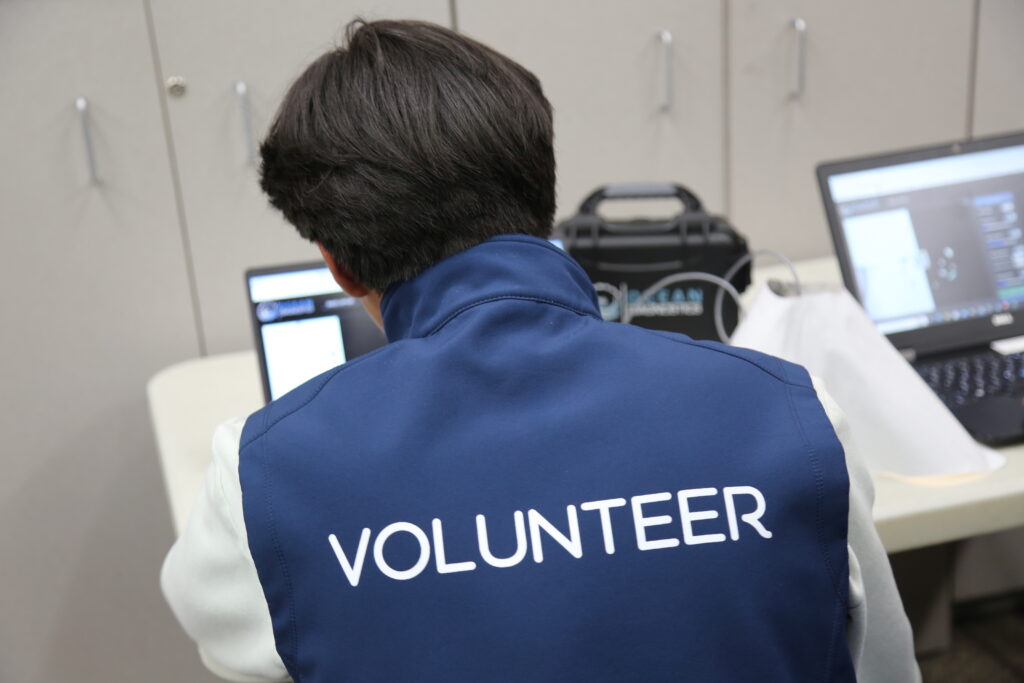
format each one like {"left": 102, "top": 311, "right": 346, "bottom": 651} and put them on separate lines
{"left": 916, "top": 351, "right": 1024, "bottom": 406}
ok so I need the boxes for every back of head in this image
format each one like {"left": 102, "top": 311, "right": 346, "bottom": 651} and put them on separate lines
{"left": 259, "top": 19, "right": 556, "bottom": 293}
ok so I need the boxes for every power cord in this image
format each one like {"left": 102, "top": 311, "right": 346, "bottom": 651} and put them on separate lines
{"left": 602, "top": 249, "right": 802, "bottom": 344}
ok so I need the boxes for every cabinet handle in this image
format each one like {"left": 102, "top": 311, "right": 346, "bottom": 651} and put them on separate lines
{"left": 658, "top": 29, "right": 673, "bottom": 112}
{"left": 790, "top": 18, "right": 807, "bottom": 100}
{"left": 74, "top": 96, "right": 99, "bottom": 184}
{"left": 235, "top": 80, "right": 257, "bottom": 167}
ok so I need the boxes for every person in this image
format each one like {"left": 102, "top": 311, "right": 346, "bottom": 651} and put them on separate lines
{"left": 161, "top": 18, "right": 920, "bottom": 682}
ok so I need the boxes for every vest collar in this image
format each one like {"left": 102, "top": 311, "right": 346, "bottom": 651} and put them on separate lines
{"left": 380, "top": 235, "right": 601, "bottom": 342}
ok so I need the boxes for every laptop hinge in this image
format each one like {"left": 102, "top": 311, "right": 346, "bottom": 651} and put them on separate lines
{"left": 899, "top": 348, "right": 917, "bottom": 363}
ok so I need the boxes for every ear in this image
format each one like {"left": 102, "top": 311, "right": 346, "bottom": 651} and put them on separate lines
{"left": 318, "top": 243, "right": 371, "bottom": 298}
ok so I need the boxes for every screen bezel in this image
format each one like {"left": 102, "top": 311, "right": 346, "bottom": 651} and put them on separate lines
{"left": 817, "top": 130, "right": 1024, "bottom": 357}
{"left": 245, "top": 260, "right": 345, "bottom": 403}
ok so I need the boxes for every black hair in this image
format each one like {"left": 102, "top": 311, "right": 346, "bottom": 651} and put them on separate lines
{"left": 259, "top": 19, "right": 556, "bottom": 293}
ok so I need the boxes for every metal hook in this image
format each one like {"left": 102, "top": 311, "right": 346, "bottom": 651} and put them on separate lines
{"left": 235, "top": 80, "right": 257, "bottom": 167}
{"left": 658, "top": 29, "right": 674, "bottom": 112}
{"left": 75, "top": 96, "right": 99, "bottom": 184}
{"left": 790, "top": 18, "right": 808, "bottom": 100}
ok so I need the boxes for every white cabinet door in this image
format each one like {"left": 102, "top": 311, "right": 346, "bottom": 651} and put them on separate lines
{"left": 0, "top": 1, "right": 210, "bottom": 681}
{"left": 457, "top": 0, "right": 725, "bottom": 219}
{"left": 973, "top": 0, "right": 1024, "bottom": 138}
{"left": 149, "top": 1, "right": 451, "bottom": 354}
{"left": 730, "top": 0, "right": 975, "bottom": 261}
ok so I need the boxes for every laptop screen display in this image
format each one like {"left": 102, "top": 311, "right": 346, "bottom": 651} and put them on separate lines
{"left": 824, "top": 143, "right": 1024, "bottom": 334}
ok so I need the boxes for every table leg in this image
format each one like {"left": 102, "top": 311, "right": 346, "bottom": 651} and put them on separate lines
{"left": 889, "top": 544, "right": 955, "bottom": 655}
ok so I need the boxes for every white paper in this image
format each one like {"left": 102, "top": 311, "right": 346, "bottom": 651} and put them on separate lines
{"left": 731, "top": 285, "right": 1004, "bottom": 477}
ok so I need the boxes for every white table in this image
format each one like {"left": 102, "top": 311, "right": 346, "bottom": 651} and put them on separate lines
{"left": 149, "top": 350, "right": 262, "bottom": 535}
{"left": 148, "top": 258, "right": 1024, "bottom": 552}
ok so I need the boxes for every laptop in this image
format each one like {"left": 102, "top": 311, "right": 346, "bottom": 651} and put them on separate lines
{"left": 246, "top": 262, "right": 386, "bottom": 402}
{"left": 818, "top": 131, "right": 1024, "bottom": 445}
{"left": 245, "top": 240, "right": 567, "bottom": 403}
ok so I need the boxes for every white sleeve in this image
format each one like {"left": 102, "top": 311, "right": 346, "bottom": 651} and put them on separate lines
{"left": 161, "top": 417, "right": 291, "bottom": 682}
{"left": 812, "top": 377, "right": 921, "bottom": 683}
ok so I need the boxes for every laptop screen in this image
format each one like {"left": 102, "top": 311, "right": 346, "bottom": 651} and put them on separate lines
{"left": 246, "top": 263, "right": 386, "bottom": 402}
{"left": 821, "top": 140, "right": 1024, "bottom": 337}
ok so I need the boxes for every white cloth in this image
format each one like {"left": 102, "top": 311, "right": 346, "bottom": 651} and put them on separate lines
{"left": 161, "top": 417, "right": 289, "bottom": 683}
{"left": 161, "top": 381, "right": 920, "bottom": 682}
{"left": 731, "top": 285, "right": 1004, "bottom": 477}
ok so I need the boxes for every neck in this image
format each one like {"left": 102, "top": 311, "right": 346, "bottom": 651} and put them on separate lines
{"left": 360, "top": 290, "right": 385, "bottom": 329}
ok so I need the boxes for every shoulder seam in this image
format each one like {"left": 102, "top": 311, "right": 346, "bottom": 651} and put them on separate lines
{"left": 781, "top": 376, "right": 846, "bottom": 678}
{"left": 642, "top": 329, "right": 802, "bottom": 386}
{"left": 782, "top": 379, "right": 845, "bottom": 596}
{"left": 255, "top": 433, "right": 302, "bottom": 679}
{"left": 239, "top": 343, "right": 395, "bottom": 451}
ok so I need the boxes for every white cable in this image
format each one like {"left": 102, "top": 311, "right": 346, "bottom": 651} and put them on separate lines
{"left": 629, "top": 272, "right": 745, "bottom": 343}
{"left": 596, "top": 250, "right": 800, "bottom": 344}
{"left": 592, "top": 281, "right": 624, "bottom": 298}
{"left": 592, "top": 281, "right": 626, "bottom": 321}
{"left": 712, "top": 249, "right": 802, "bottom": 344}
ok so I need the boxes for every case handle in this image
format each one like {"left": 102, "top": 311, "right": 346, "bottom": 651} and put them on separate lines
{"left": 578, "top": 183, "right": 703, "bottom": 215}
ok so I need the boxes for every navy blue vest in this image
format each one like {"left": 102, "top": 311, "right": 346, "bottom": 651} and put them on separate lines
{"left": 240, "top": 235, "right": 854, "bottom": 682}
